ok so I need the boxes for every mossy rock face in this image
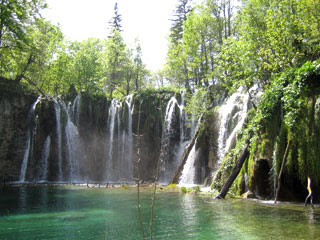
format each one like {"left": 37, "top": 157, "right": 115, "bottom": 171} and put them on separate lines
{"left": 211, "top": 153, "right": 234, "bottom": 191}
{"left": 0, "top": 80, "right": 38, "bottom": 182}
{"left": 131, "top": 90, "right": 173, "bottom": 181}
{"left": 195, "top": 111, "right": 220, "bottom": 184}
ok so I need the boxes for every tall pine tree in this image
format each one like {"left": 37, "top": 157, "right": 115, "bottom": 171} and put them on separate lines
{"left": 104, "top": 2, "right": 126, "bottom": 97}
{"left": 169, "top": 0, "right": 193, "bottom": 44}
{"left": 109, "top": 2, "right": 122, "bottom": 33}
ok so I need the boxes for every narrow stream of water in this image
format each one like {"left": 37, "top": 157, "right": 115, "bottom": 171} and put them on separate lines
{"left": 0, "top": 186, "right": 319, "bottom": 240}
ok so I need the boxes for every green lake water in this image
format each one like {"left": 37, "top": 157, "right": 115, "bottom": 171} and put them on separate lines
{"left": 0, "top": 186, "right": 319, "bottom": 239}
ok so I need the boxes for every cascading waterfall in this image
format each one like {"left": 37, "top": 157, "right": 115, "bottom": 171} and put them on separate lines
{"left": 105, "top": 96, "right": 134, "bottom": 183}
{"left": 53, "top": 100, "right": 62, "bottom": 181}
{"left": 62, "top": 102, "right": 81, "bottom": 181}
{"left": 177, "top": 92, "right": 195, "bottom": 184}
{"left": 159, "top": 97, "right": 179, "bottom": 183}
{"left": 14, "top": 91, "right": 228, "bottom": 185}
{"left": 272, "top": 138, "right": 280, "bottom": 197}
{"left": 179, "top": 92, "right": 186, "bottom": 143}
{"left": 39, "top": 136, "right": 51, "bottom": 182}
{"left": 115, "top": 105, "right": 121, "bottom": 180}
{"left": 165, "top": 97, "right": 178, "bottom": 131}
{"left": 19, "top": 97, "right": 41, "bottom": 182}
{"left": 216, "top": 87, "right": 249, "bottom": 172}
{"left": 178, "top": 87, "right": 250, "bottom": 186}
{"left": 72, "top": 95, "right": 81, "bottom": 126}
{"left": 159, "top": 95, "right": 190, "bottom": 184}
{"left": 123, "top": 94, "right": 134, "bottom": 182}
{"left": 179, "top": 140, "right": 197, "bottom": 186}
{"left": 106, "top": 99, "right": 120, "bottom": 182}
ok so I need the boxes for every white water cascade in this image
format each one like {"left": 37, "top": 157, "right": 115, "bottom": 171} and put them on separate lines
{"left": 215, "top": 86, "right": 249, "bottom": 175}
{"left": 179, "top": 140, "right": 197, "bottom": 187}
{"left": 62, "top": 102, "right": 81, "bottom": 181}
{"left": 179, "top": 92, "right": 187, "bottom": 144}
{"left": 159, "top": 97, "right": 179, "bottom": 183}
{"left": 272, "top": 138, "right": 280, "bottom": 197}
{"left": 123, "top": 94, "right": 134, "bottom": 182}
{"left": 159, "top": 95, "right": 190, "bottom": 184}
{"left": 165, "top": 97, "right": 179, "bottom": 132}
{"left": 19, "top": 97, "right": 41, "bottom": 182}
{"left": 53, "top": 100, "right": 62, "bottom": 181}
{"left": 39, "top": 135, "right": 51, "bottom": 182}
{"left": 72, "top": 95, "right": 81, "bottom": 126}
{"left": 106, "top": 99, "right": 121, "bottom": 182}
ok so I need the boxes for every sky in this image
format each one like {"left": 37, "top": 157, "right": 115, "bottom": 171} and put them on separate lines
{"left": 42, "top": 0, "right": 185, "bottom": 72}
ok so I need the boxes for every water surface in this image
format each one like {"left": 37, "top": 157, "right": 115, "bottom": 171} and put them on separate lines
{"left": 0, "top": 186, "right": 319, "bottom": 239}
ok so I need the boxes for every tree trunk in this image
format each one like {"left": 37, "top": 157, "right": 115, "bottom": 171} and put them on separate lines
{"left": 274, "top": 139, "right": 291, "bottom": 204}
{"left": 215, "top": 144, "right": 250, "bottom": 199}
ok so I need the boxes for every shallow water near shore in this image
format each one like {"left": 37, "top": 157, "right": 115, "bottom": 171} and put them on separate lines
{"left": 0, "top": 186, "right": 319, "bottom": 239}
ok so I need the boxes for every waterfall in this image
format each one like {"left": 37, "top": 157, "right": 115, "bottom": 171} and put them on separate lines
{"left": 179, "top": 140, "right": 197, "bottom": 186}
{"left": 159, "top": 97, "right": 179, "bottom": 183}
{"left": 53, "top": 100, "right": 62, "bottom": 181}
{"left": 165, "top": 97, "right": 178, "bottom": 132}
{"left": 179, "top": 92, "right": 186, "bottom": 143}
{"left": 104, "top": 96, "right": 134, "bottom": 183}
{"left": 124, "top": 94, "right": 134, "bottom": 182}
{"left": 178, "top": 86, "right": 250, "bottom": 185}
{"left": 39, "top": 136, "right": 51, "bottom": 182}
{"left": 216, "top": 87, "right": 249, "bottom": 169}
{"left": 62, "top": 102, "right": 81, "bottom": 182}
{"left": 244, "top": 172, "right": 249, "bottom": 192}
{"left": 159, "top": 95, "right": 191, "bottom": 184}
{"left": 72, "top": 95, "right": 81, "bottom": 126}
{"left": 106, "top": 99, "right": 120, "bottom": 182}
{"left": 272, "top": 138, "right": 279, "bottom": 197}
{"left": 19, "top": 97, "right": 41, "bottom": 182}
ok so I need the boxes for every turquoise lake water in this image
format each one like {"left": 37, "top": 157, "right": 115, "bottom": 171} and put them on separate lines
{"left": 0, "top": 186, "right": 319, "bottom": 239}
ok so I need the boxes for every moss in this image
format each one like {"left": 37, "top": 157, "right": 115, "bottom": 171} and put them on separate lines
{"left": 167, "top": 183, "right": 177, "bottom": 188}
{"left": 235, "top": 173, "right": 245, "bottom": 196}
{"left": 0, "top": 78, "right": 37, "bottom": 100}
{"left": 193, "top": 186, "right": 201, "bottom": 193}
{"left": 180, "top": 186, "right": 187, "bottom": 193}
{"left": 211, "top": 152, "right": 235, "bottom": 191}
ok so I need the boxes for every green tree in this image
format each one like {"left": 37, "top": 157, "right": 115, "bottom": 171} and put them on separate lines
{"left": 45, "top": 43, "right": 74, "bottom": 95}
{"left": 165, "top": 0, "right": 236, "bottom": 89}
{"left": 0, "top": 0, "right": 48, "bottom": 82}
{"left": 102, "top": 29, "right": 127, "bottom": 97}
{"left": 70, "top": 38, "right": 103, "bottom": 93}
{"left": 102, "top": 3, "right": 128, "bottom": 97}
{"left": 0, "top": 0, "right": 46, "bottom": 49}
{"left": 132, "top": 40, "right": 149, "bottom": 91}
{"left": 216, "top": 0, "right": 320, "bottom": 89}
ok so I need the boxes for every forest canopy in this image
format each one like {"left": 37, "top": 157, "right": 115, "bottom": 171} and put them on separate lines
{"left": 0, "top": 0, "right": 319, "bottom": 99}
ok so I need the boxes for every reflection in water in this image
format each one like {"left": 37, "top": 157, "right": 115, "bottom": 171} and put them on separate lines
{"left": 1, "top": 187, "right": 320, "bottom": 240}
{"left": 18, "top": 187, "right": 27, "bottom": 213}
{"left": 180, "top": 194, "right": 198, "bottom": 231}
